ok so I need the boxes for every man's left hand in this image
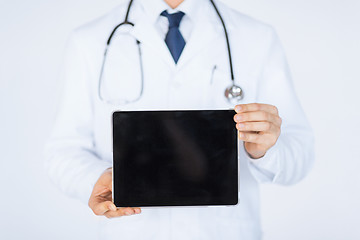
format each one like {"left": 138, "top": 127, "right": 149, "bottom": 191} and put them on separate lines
{"left": 234, "top": 103, "right": 282, "bottom": 159}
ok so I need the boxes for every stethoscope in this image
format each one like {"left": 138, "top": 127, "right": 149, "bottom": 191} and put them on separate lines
{"left": 98, "top": 0, "right": 244, "bottom": 106}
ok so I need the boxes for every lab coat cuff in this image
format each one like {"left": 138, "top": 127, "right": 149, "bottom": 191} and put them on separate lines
{"left": 244, "top": 142, "right": 281, "bottom": 183}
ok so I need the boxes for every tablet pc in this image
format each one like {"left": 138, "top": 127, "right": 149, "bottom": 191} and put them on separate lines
{"left": 112, "top": 110, "right": 238, "bottom": 207}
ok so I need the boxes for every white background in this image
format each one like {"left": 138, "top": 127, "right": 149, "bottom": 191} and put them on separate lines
{"left": 0, "top": 0, "right": 359, "bottom": 239}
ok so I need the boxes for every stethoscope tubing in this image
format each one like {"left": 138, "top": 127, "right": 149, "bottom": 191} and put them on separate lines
{"left": 209, "top": 0, "right": 235, "bottom": 82}
{"left": 98, "top": 0, "right": 243, "bottom": 105}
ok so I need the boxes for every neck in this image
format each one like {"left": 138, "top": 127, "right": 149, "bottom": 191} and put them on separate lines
{"left": 164, "top": 0, "right": 184, "bottom": 9}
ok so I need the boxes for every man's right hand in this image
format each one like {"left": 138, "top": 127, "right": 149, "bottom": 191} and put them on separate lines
{"left": 88, "top": 168, "right": 141, "bottom": 218}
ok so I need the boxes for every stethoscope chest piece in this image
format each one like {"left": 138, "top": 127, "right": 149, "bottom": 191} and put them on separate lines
{"left": 225, "top": 84, "right": 244, "bottom": 104}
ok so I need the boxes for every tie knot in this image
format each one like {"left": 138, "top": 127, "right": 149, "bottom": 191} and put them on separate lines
{"left": 161, "top": 10, "right": 185, "bottom": 28}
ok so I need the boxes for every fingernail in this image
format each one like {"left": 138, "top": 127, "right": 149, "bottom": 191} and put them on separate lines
{"left": 236, "top": 115, "right": 242, "bottom": 121}
{"left": 239, "top": 132, "right": 244, "bottom": 138}
{"left": 238, "top": 123, "right": 245, "bottom": 129}
{"left": 235, "top": 105, "right": 242, "bottom": 112}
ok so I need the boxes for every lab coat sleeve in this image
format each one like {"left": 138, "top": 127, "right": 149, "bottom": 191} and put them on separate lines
{"left": 44, "top": 31, "right": 112, "bottom": 204}
{"left": 244, "top": 28, "right": 315, "bottom": 185}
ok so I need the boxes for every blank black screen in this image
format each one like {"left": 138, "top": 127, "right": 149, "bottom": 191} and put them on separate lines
{"left": 113, "top": 110, "right": 238, "bottom": 207}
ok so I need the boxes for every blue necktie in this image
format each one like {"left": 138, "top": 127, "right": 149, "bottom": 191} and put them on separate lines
{"left": 161, "top": 11, "right": 186, "bottom": 64}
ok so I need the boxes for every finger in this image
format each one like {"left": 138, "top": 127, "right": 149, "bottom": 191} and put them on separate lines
{"left": 91, "top": 201, "right": 117, "bottom": 216}
{"left": 235, "top": 103, "right": 278, "bottom": 115}
{"left": 234, "top": 111, "right": 278, "bottom": 124}
{"left": 134, "top": 208, "right": 142, "bottom": 214}
{"left": 104, "top": 207, "right": 132, "bottom": 218}
{"left": 104, "top": 207, "right": 142, "bottom": 219}
{"left": 236, "top": 121, "right": 273, "bottom": 133}
{"left": 238, "top": 131, "right": 264, "bottom": 144}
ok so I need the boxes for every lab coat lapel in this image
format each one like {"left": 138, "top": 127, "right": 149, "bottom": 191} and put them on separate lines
{"left": 129, "top": 13, "right": 175, "bottom": 68}
{"left": 176, "top": 11, "right": 223, "bottom": 69}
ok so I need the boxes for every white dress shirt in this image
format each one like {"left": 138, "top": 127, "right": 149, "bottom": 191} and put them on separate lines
{"left": 141, "top": 0, "right": 194, "bottom": 41}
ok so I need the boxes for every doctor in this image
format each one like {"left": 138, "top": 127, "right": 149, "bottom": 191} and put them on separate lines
{"left": 45, "top": 0, "right": 314, "bottom": 239}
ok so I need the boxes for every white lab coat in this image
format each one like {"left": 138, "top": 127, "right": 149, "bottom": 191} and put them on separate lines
{"left": 45, "top": 0, "right": 314, "bottom": 239}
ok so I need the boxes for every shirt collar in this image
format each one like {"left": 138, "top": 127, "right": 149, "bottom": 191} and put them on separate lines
{"left": 139, "top": 0, "right": 201, "bottom": 24}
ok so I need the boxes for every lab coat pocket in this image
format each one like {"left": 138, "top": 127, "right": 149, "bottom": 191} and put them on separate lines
{"left": 204, "top": 66, "right": 238, "bottom": 109}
